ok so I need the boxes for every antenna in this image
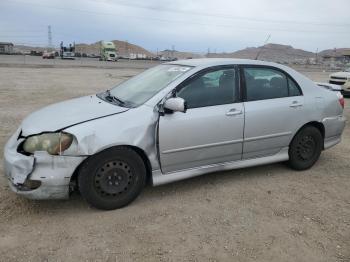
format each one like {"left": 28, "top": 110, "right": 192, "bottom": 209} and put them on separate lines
{"left": 48, "top": 25, "right": 52, "bottom": 50}
{"left": 171, "top": 45, "right": 175, "bottom": 59}
{"left": 255, "top": 34, "right": 271, "bottom": 60}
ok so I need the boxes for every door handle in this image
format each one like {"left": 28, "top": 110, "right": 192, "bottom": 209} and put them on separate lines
{"left": 226, "top": 108, "right": 243, "bottom": 116}
{"left": 289, "top": 101, "right": 303, "bottom": 108}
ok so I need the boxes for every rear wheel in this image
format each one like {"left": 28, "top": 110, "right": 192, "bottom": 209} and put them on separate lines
{"left": 288, "top": 126, "right": 323, "bottom": 170}
{"left": 78, "top": 147, "right": 146, "bottom": 210}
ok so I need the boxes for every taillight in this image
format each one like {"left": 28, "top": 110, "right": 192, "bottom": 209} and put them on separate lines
{"left": 339, "top": 97, "right": 345, "bottom": 108}
{"left": 337, "top": 92, "right": 345, "bottom": 108}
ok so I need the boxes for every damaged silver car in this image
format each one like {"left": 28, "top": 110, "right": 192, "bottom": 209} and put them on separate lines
{"left": 4, "top": 59, "right": 346, "bottom": 210}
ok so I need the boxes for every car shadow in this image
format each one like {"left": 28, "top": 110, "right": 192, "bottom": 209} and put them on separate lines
{"left": 9, "top": 162, "right": 291, "bottom": 214}
{"left": 141, "top": 162, "right": 289, "bottom": 200}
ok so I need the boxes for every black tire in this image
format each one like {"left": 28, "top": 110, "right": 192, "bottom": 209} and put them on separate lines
{"left": 78, "top": 147, "right": 146, "bottom": 210}
{"left": 288, "top": 126, "right": 323, "bottom": 170}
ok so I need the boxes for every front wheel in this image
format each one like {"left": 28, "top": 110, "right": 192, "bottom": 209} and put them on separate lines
{"left": 288, "top": 126, "right": 323, "bottom": 170}
{"left": 78, "top": 147, "right": 147, "bottom": 210}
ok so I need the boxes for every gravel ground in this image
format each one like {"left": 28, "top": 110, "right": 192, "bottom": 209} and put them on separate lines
{"left": 0, "top": 60, "right": 349, "bottom": 262}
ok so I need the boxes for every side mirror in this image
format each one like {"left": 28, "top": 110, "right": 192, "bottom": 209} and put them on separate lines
{"left": 163, "top": 97, "right": 187, "bottom": 113}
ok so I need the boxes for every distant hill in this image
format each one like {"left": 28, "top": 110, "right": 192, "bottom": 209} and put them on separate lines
{"left": 13, "top": 45, "right": 47, "bottom": 53}
{"left": 318, "top": 48, "right": 350, "bottom": 58}
{"left": 207, "top": 43, "right": 315, "bottom": 63}
{"left": 75, "top": 40, "right": 154, "bottom": 57}
{"left": 13, "top": 40, "right": 154, "bottom": 57}
{"left": 159, "top": 49, "right": 204, "bottom": 59}
{"left": 11, "top": 41, "right": 350, "bottom": 62}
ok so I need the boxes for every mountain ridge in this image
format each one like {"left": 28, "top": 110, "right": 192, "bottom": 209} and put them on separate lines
{"left": 11, "top": 41, "right": 350, "bottom": 62}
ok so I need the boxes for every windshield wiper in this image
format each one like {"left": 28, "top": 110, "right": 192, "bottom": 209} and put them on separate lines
{"left": 105, "top": 90, "right": 126, "bottom": 106}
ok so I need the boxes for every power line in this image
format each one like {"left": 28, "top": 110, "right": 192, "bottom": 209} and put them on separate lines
{"left": 2, "top": 0, "right": 349, "bottom": 35}
{"left": 0, "top": 35, "right": 46, "bottom": 38}
{"left": 0, "top": 30, "right": 45, "bottom": 33}
{"left": 97, "top": 0, "right": 350, "bottom": 28}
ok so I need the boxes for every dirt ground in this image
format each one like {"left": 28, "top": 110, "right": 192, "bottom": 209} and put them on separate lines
{"left": 0, "top": 59, "right": 349, "bottom": 262}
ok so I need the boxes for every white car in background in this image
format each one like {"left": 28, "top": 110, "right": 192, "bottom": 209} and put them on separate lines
{"left": 329, "top": 68, "right": 350, "bottom": 96}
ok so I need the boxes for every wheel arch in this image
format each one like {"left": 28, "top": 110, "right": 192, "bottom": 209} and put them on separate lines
{"left": 70, "top": 145, "right": 153, "bottom": 188}
{"left": 292, "top": 121, "right": 325, "bottom": 148}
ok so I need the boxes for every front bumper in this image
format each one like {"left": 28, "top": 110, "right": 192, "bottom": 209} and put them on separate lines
{"left": 3, "top": 129, "right": 86, "bottom": 200}
{"left": 341, "top": 89, "right": 350, "bottom": 97}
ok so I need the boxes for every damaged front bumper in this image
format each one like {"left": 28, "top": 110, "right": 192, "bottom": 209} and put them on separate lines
{"left": 3, "top": 128, "right": 86, "bottom": 200}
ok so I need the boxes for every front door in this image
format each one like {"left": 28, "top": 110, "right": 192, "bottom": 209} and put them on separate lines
{"left": 158, "top": 66, "right": 244, "bottom": 173}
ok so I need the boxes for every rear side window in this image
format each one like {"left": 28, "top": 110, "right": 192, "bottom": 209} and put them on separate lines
{"left": 288, "top": 78, "right": 302, "bottom": 96}
{"left": 243, "top": 67, "right": 301, "bottom": 101}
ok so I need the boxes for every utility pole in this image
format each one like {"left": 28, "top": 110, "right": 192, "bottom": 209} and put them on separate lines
{"left": 48, "top": 25, "right": 52, "bottom": 50}
{"left": 125, "top": 40, "right": 130, "bottom": 58}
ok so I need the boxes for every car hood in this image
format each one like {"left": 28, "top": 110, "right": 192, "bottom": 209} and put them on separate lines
{"left": 21, "top": 95, "right": 129, "bottom": 136}
{"left": 330, "top": 72, "right": 350, "bottom": 78}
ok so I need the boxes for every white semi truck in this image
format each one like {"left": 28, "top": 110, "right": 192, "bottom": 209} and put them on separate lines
{"left": 60, "top": 42, "right": 75, "bottom": 60}
{"left": 100, "top": 41, "right": 117, "bottom": 61}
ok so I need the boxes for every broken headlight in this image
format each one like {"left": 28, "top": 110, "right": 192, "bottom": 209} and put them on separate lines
{"left": 22, "top": 132, "right": 73, "bottom": 155}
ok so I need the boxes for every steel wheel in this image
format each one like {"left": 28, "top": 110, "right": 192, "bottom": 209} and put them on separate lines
{"left": 78, "top": 147, "right": 147, "bottom": 210}
{"left": 296, "top": 135, "right": 316, "bottom": 161}
{"left": 94, "top": 160, "right": 134, "bottom": 197}
{"left": 288, "top": 126, "right": 322, "bottom": 170}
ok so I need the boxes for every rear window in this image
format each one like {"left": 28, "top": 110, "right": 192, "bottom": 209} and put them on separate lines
{"left": 244, "top": 67, "right": 301, "bottom": 101}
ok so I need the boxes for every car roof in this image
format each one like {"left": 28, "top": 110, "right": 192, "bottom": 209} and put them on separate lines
{"left": 166, "top": 58, "right": 281, "bottom": 68}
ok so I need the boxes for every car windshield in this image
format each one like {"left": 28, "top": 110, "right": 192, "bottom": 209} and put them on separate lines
{"left": 108, "top": 64, "right": 192, "bottom": 107}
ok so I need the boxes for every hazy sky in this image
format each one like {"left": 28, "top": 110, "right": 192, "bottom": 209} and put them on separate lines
{"left": 0, "top": 0, "right": 349, "bottom": 53}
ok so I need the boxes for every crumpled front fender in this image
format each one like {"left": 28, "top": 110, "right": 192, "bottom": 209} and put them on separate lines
{"left": 4, "top": 144, "right": 34, "bottom": 185}
{"left": 3, "top": 128, "right": 34, "bottom": 185}
{"left": 4, "top": 127, "right": 86, "bottom": 200}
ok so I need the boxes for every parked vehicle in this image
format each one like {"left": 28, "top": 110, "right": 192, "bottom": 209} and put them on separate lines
{"left": 160, "top": 56, "right": 176, "bottom": 61}
{"left": 42, "top": 51, "right": 55, "bottom": 59}
{"left": 329, "top": 68, "right": 350, "bottom": 96}
{"left": 100, "top": 41, "right": 117, "bottom": 61}
{"left": 30, "top": 50, "right": 43, "bottom": 56}
{"left": 129, "top": 53, "right": 146, "bottom": 60}
{"left": 4, "top": 59, "right": 346, "bottom": 210}
{"left": 88, "top": 54, "right": 101, "bottom": 59}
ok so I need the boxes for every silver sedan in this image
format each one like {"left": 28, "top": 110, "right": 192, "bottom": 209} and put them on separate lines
{"left": 4, "top": 59, "right": 346, "bottom": 210}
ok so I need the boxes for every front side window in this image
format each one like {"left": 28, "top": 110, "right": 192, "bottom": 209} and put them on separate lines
{"left": 244, "top": 67, "right": 301, "bottom": 101}
{"left": 177, "top": 68, "right": 237, "bottom": 109}
{"left": 108, "top": 64, "right": 192, "bottom": 107}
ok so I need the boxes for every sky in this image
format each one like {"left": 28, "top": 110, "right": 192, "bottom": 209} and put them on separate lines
{"left": 0, "top": 0, "right": 349, "bottom": 53}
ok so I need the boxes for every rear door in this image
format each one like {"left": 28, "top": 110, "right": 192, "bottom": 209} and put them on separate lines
{"left": 158, "top": 66, "right": 244, "bottom": 173}
{"left": 241, "top": 66, "right": 305, "bottom": 159}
